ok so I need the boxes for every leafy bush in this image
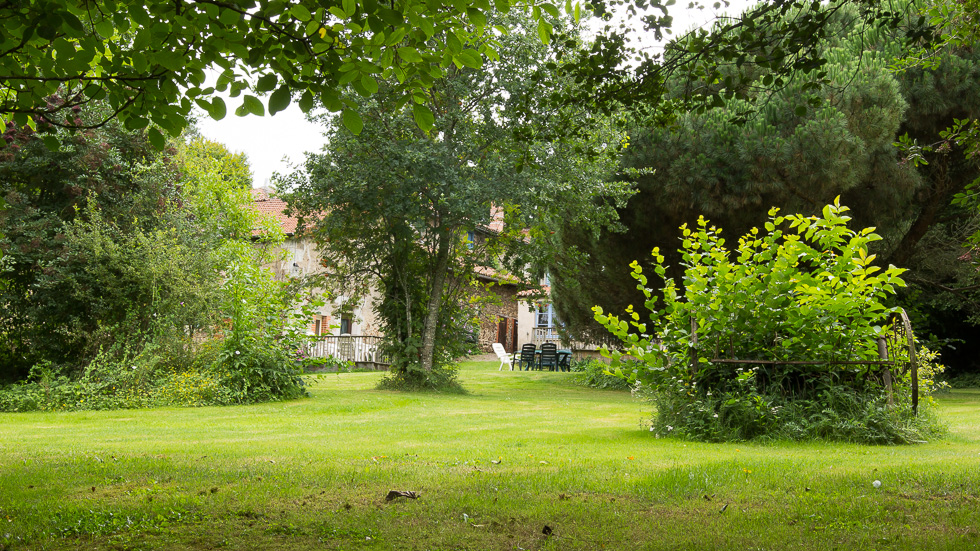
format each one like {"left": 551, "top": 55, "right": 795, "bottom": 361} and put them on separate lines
{"left": 944, "top": 372, "right": 980, "bottom": 388}
{"left": 301, "top": 354, "right": 355, "bottom": 373}
{"left": 571, "top": 358, "right": 634, "bottom": 390}
{"left": 377, "top": 364, "right": 466, "bottom": 393}
{"left": 595, "top": 200, "right": 945, "bottom": 443}
{"left": 0, "top": 335, "right": 290, "bottom": 412}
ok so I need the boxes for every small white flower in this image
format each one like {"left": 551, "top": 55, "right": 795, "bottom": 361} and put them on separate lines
{"left": 131, "top": 365, "right": 137, "bottom": 370}
{"left": 666, "top": 425, "right": 673, "bottom": 431}
{"left": 713, "top": 414, "right": 719, "bottom": 418}
{"left": 235, "top": 350, "right": 240, "bottom": 355}
{"left": 872, "top": 480, "right": 882, "bottom": 488}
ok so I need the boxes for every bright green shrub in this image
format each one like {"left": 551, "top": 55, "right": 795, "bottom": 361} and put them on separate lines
{"left": 595, "top": 199, "right": 944, "bottom": 443}
{"left": 571, "top": 358, "right": 634, "bottom": 391}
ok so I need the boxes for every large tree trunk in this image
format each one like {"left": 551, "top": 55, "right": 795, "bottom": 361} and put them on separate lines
{"left": 419, "top": 228, "right": 453, "bottom": 372}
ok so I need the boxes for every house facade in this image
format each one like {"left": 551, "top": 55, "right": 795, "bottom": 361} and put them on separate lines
{"left": 251, "top": 188, "right": 382, "bottom": 339}
{"left": 251, "top": 189, "right": 588, "bottom": 359}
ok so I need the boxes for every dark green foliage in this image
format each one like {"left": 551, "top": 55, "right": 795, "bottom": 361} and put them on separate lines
{"left": 945, "top": 372, "right": 980, "bottom": 388}
{"left": 0, "top": 113, "right": 219, "bottom": 380}
{"left": 649, "top": 382, "right": 945, "bottom": 444}
{"left": 0, "top": 109, "right": 311, "bottom": 408}
{"left": 553, "top": 0, "right": 980, "bottom": 350}
{"left": 0, "top": 0, "right": 556, "bottom": 143}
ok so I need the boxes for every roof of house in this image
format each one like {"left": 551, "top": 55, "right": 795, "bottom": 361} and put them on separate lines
{"left": 474, "top": 265, "right": 522, "bottom": 285}
{"left": 252, "top": 188, "right": 513, "bottom": 240}
{"left": 250, "top": 188, "right": 300, "bottom": 235}
{"left": 517, "top": 284, "right": 550, "bottom": 298}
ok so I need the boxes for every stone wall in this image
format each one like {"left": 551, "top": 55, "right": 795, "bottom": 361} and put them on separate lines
{"left": 471, "top": 282, "right": 520, "bottom": 353}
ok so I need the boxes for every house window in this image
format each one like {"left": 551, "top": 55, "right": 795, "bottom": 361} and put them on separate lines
{"left": 465, "top": 231, "right": 475, "bottom": 250}
{"left": 535, "top": 303, "right": 559, "bottom": 340}
{"left": 535, "top": 303, "right": 554, "bottom": 328}
{"left": 313, "top": 315, "right": 330, "bottom": 336}
{"left": 340, "top": 314, "right": 352, "bottom": 335}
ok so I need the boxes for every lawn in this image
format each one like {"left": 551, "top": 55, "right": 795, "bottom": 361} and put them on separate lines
{"left": 2, "top": 361, "right": 979, "bottom": 550}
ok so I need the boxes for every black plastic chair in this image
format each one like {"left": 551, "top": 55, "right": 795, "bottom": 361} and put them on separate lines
{"left": 517, "top": 344, "right": 537, "bottom": 371}
{"left": 557, "top": 350, "right": 572, "bottom": 372}
{"left": 539, "top": 343, "right": 559, "bottom": 371}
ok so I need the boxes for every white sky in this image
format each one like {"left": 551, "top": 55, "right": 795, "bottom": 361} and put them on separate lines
{"left": 195, "top": 0, "right": 754, "bottom": 188}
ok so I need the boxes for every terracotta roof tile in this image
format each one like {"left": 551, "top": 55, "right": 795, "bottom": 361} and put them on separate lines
{"left": 517, "top": 284, "right": 550, "bottom": 298}
{"left": 486, "top": 204, "right": 505, "bottom": 234}
{"left": 250, "top": 188, "right": 299, "bottom": 235}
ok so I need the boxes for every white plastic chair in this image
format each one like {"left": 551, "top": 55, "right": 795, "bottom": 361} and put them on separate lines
{"left": 491, "top": 342, "right": 514, "bottom": 371}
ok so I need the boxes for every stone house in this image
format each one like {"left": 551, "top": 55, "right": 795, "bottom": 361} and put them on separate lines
{"left": 250, "top": 188, "right": 382, "bottom": 338}
{"left": 250, "top": 189, "right": 533, "bottom": 355}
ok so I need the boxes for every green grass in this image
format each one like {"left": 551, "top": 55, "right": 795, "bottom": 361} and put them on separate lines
{"left": 2, "top": 362, "right": 979, "bottom": 550}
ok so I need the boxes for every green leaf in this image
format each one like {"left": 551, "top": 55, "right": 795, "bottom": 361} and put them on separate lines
{"left": 256, "top": 73, "right": 278, "bottom": 93}
{"left": 455, "top": 49, "right": 482, "bottom": 70}
{"left": 537, "top": 19, "right": 552, "bottom": 45}
{"left": 342, "top": 109, "right": 363, "bottom": 134}
{"left": 467, "top": 8, "right": 487, "bottom": 28}
{"left": 360, "top": 74, "right": 379, "bottom": 94}
{"left": 795, "top": 105, "right": 807, "bottom": 117}
{"left": 298, "top": 91, "right": 314, "bottom": 113}
{"left": 321, "top": 91, "right": 343, "bottom": 112}
{"left": 41, "top": 135, "right": 61, "bottom": 151}
{"left": 378, "top": 7, "right": 402, "bottom": 26}
{"left": 290, "top": 4, "right": 312, "bottom": 21}
{"left": 147, "top": 127, "right": 166, "bottom": 149}
{"left": 95, "top": 18, "right": 114, "bottom": 37}
{"left": 343, "top": 0, "right": 357, "bottom": 17}
{"left": 241, "top": 95, "right": 265, "bottom": 116}
{"left": 268, "top": 86, "right": 291, "bottom": 115}
{"left": 446, "top": 31, "right": 462, "bottom": 54}
{"left": 218, "top": 8, "right": 240, "bottom": 26}
{"left": 412, "top": 104, "right": 435, "bottom": 132}
{"left": 541, "top": 3, "right": 561, "bottom": 17}
{"left": 211, "top": 97, "right": 227, "bottom": 120}
{"left": 397, "top": 47, "right": 423, "bottom": 63}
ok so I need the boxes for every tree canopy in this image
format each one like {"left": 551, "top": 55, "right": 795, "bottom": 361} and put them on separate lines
{"left": 551, "top": 0, "right": 980, "bottom": 345}
{"left": 281, "top": 11, "right": 630, "bottom": 384}
{"left": 0, "top": 0, "right": 576, "bottom": 147}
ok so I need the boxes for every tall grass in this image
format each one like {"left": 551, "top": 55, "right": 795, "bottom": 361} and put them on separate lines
{"left": 2, "top": 362, "right": 979, "bottom": 550}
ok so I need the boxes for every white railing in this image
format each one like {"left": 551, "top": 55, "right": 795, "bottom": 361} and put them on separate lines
{"left": 305, "top": 335, "right": 389, "bottom": 365}
{"left": 532, "top": 327, "right": 561, "bottom": 344}
{"left": 530, "top": 327, "right": 600, "bottom": 351}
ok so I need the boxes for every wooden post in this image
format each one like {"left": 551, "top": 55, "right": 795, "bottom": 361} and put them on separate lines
{"left": 877, "top": 337, "right": 893, "bottom": 406}
{"left": 899, "top": 309, "right": 919, "bottom": 417}
{"left": 690, "top": 316, "right": 698, "bottom": 376}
